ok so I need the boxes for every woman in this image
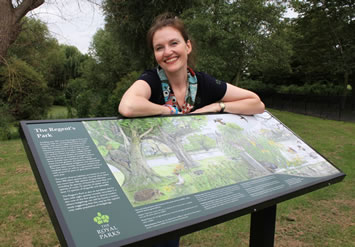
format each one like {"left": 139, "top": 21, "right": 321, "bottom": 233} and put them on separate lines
{"left": 119, "top": 13, "right": 264, "bottom": 247}
{"left": 119, "top": 13, "right": 265, "bottom": 117}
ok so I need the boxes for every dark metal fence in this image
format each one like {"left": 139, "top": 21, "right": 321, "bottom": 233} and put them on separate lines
{"left": 260, "top": 93, "right": 355, "bottom": 122}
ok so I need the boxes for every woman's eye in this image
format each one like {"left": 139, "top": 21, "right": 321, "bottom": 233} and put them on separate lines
{"left": 155, "top": 46, "right": 163, "bottom": 51}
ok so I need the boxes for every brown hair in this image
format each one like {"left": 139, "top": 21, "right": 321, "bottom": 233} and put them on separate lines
{"left": 147, "top": 13, "right": 196, "bottom": 68}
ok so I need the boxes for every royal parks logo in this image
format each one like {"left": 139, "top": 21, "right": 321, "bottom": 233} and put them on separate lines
{"left": 94, "top": 212, "right": 121, "bottom": 240}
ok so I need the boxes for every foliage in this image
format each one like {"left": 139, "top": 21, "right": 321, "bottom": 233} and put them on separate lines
{"left": 102, "top": 0, "right": 202, "bottom": 70}
{"left": 0, "top": 0, "right": 45, "bottom": 59}
{"left": 278, "top": 81, "right": 345, "bottom": 96}
{"left": 290, "top": 0, "right": 355, "bottom": 93}
{"left": 47, "top": 105, "right": 69, "bottom": 119}
{"left": 238, "top": 79, "right": 276, "bottom": 94}
{"left": 1, "top": 0, "right": 354, "bottom": 122}
{"left": 0, "top": 57, "right": 53, "bottom": 120}
{"left": 2, "top": 17, "right": 88, "bottom": 122}
{"left": 0, "top": 100, "right": 15, "bottom": 140}
{"left": 109, "top": 71, "right": 141, "bottom": 116}
{"left": 182, "top": 0, "right": 288, "bottom": 84}
{"left": 65, "top": 28, "right": 139, "bottom": 118}
{"left": 185, "top": 134, "right": 216, "bottom": 152}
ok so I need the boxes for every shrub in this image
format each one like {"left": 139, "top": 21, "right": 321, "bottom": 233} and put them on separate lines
{"left": 238, "top": 79, "right": 276, "bottom": 94}
{"left": 0, "top": 101, "right": 15, "bottom": 140}
{"left": 0, "top": 58, "right": 53, "bottom": 120}
{"left": 278, "top": 82, "right": 345, "bottom": 96}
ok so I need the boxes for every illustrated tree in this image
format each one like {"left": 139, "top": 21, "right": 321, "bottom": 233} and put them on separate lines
{"left": 186, "top": 134, "right": 216, "bottom": 152}
{"left": 217, "top": 122, "right": 288, "bottom": 170}
{"left": 84, "top": 116, "right": 208, "bottom": 187}
{"left": 148, "top": 116, "right": 208, "bottom": 169}
{"left": 84, "top": 119, "right": 162, "bottom": 188}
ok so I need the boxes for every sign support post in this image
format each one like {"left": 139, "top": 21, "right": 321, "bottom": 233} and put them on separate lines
{"left": 249, "top": 205, "right": 277, "bottom": 247}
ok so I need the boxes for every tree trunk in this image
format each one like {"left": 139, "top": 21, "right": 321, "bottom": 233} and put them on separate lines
{"left": 0, "top": 0, "right": 45, "bottom": 61}
{"left": 341, "top": 69, "right": 349, "bottom": 110}
{"left": 0, "top": 1, "right": 17, "bottom": 60}
{"left": 123, "top": 128, "right": 162, "bottom": 187}
{"left": 157, "top": 126, "right": 197, "bottom": 169}
{"left": 230, "top": 68, "right": 242, "bottom": 86}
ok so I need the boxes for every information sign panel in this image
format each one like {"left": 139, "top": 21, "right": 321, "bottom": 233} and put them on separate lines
{"left": 20, "top": 112, "right": 345, "bottom": 247}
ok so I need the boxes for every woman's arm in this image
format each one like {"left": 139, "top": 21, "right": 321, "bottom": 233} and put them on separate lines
{"left": 192, "top": 83, "right": 265, "bottom": 115}
{"left": 118, "top": 80, "right": 171, "bottom": 117}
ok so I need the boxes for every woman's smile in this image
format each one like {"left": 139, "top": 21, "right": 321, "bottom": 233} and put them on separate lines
{"left": 164, "top": 56, "right": 179, "bottom": 64}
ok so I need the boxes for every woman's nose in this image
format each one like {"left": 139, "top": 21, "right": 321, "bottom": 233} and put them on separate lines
{"left": 163, "top": 46, "right": 173, "bottom": 56}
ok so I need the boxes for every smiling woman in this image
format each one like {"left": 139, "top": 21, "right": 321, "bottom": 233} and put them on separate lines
{"left": 118, "top": 12, "right": 264, "bottom": 118}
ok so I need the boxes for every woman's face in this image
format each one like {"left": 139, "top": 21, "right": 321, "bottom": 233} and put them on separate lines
{"left": 152, "top": 26, "right": 191, "bottom": 74}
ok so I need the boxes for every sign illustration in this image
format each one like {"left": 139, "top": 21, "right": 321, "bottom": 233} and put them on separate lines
{"left": 20, "top": 111, "right": 345, "bottom": 247}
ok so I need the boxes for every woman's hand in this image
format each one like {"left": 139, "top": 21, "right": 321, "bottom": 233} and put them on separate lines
{"left": 191, "top": 84, "right": 265, "bottom": 115}
{"left": 218, "top": 84, "right": 265, "bottom": 115}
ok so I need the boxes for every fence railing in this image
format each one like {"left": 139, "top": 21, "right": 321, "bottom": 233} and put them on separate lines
{"left": 259, "top": 93, "right": 355, "bottom": 122}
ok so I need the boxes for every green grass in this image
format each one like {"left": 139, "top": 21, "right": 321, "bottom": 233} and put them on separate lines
{"left": 0, "top": 109, "right": 354, "bottom": 246}
{"left": 46, "top": 105, "right": 69, "bottom": 119}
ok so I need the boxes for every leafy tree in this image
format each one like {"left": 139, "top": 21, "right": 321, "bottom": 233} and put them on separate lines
{"left": 109, "top": 70, "right": 141, "bottom": 115}
{"left": 6, "top": 18, "right": 85, "bottom": 105}
{"left": 7, "top": 17, "right": 55, "bottom": 67}
{"left": 84, "top": 119, "right": 163, "bottom": 187}
{"left": 0, "top": 0, "right": 44, "bottom": 60}
{"left": 84, "top": 116, "right": 208, "bottom": 188}
{"left": 0, "top": 57, "right": 53, "bottom": 119}
{"left": 102, "top": 0, "right": 202, "bottom": 69}
{"left": 68, "top": 28, "right": 139, "bottom": 117}
{"left": 186, "top": 134, "right": 216, "bottom": 151}
{"left": 0, "top": 100, "right": 15, "bottom": 140}
{"left": 182, "top": 0, "right": 287, "bottom": 85}
{"left": 248, "top": 18, "right": 294, "bottom": 86}
{"left": 290, "top": 0, "right": 355, "bottom": 101}
{"left": 0, "top": 0, "right": 101, "bottom": 61}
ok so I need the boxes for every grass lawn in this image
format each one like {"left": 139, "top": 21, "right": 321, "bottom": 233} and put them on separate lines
{"left": 46, "top": 105, "right": 69, "bottom": 119}
{"left": 0, "top": 109, "right": 354, "bottom": 246}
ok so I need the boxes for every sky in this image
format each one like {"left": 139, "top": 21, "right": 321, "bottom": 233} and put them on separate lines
{"left": 31, "top": 1, "right": 105, "bottom": 54}
{"left": 30, "top": 2, "right": 297, "bottom": 55}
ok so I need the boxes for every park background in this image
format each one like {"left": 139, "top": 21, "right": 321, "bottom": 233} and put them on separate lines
{"left": 0, "top": 0, "right": 354, "bottom": 246}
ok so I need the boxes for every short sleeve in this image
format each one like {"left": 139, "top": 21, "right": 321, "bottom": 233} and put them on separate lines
{"left": 138, "top": 69, "right": 165, "bottom": 105}
{"left": 194, "top": 72, "right": 227, "bottom": 110}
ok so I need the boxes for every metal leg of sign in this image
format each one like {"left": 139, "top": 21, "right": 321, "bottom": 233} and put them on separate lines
{"left": 249, "top": 204, "right": 277, "bottom": 247}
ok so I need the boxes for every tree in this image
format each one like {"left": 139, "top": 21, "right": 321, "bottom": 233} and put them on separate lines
{"left": 0, "top": 57, "right": 53, "bottom": 119}
{"left": 102, "top": 0, "right": 202, "bottom": 69}
{"left": 66, "top": 28, "right": 137, "bottom": 118}
{"left": 182, "top": 0, "right": 287, "bottom": 85}
{"left": 0, "top": 0, "right": 44, "bottom": 60}
{"left": 291, "top": 0, "right": 355, "bottom": 102}
{"left": 84, "top": 116, "right": 208, "bottom": 188}
{"left": 84, "top": 119, "right": 163, "bottom": 188}
{"left": 0, "top": 99, "right": 15, "bottom": 140}
{"left": 6, "top": 17, "right": 86, "bottom": 106}
{"left": 186, "top": 134, "right": 216, "bottom": 151}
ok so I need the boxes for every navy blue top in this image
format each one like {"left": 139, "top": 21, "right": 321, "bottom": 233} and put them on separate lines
{"left": 138, "top": 69, "right": 227, "bottom": 111}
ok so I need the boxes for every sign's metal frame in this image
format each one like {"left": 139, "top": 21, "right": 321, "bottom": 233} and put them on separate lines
{"left": 20, "top": 112, "right": 346, "bottom": 247}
